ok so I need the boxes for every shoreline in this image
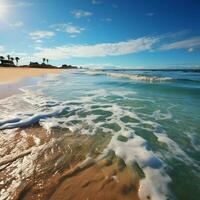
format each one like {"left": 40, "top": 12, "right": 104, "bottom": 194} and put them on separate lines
{"left": 0, "top": 125, "right": 140, "bottom": 200}
{"left": 0, "top": 67, "right": 62, "bottom": 85}
{"left": 0, "top": 82, "right": 23, "bottom": 100}
{"left": 0, "top": 67, "right": 62, "bottom": 100}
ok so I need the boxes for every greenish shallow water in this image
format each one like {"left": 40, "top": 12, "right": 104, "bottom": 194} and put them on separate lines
{"left": 0, "top": 69, "right": 199, "bottom": 200}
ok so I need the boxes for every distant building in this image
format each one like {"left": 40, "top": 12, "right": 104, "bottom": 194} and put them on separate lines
{"left": 0, "top": 59, "right": 15, "bottom": 67}
{"left": 30, "top": 62, "right": 39, "bottom": 66}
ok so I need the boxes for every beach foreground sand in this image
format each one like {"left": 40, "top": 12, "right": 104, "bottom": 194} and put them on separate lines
{"left": 0, "top": 125, "right": 140, "bottom": 200}
{"left": 0, "top": 67, "right": 61, "bottom": 85}
{"left": 0, "top": 67, "right": 141, "bottom": 199}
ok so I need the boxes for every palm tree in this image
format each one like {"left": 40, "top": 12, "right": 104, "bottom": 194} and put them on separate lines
{"left": 15, "top": 57, "right": 20, "bottom": 66}
{"left": 10, "top": 57, "right": 14, "bottom": 65}
{"left": 7, "top": 55, "right": 11, "bottom": 60}
{"left": 43, "top": 58, "right": 46, "bottom": 64}
{"left": 0, "top": 56, "right": 4, "bottom": 65}
{"left": 46, "top": 59, "right": 49, "bottom": 64}
{"left": 0, "top": 56, "right": 4, "bottom": 61}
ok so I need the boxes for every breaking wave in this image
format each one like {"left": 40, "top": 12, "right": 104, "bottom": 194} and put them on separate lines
{"left": 84, "top": 69, "right": 200, "bottom": 83}
{"left": 1, "top": 69, "right": 200, "bottom": 200}
{"left": 1, "top": 83, "right": 199, "bottom": 200}
{"left": 106, "top": 72, "right": 173, "bottom": 82}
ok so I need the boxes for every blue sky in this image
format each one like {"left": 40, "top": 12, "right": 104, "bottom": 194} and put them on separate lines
{"left": 0, "top": 0, "right": 200, "bottom": 68}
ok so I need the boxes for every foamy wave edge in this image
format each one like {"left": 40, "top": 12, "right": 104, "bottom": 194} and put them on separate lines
{"left": 107, "top": 72, "right": 173, "bottom": 82}
{"left": 0, "top": 90, "right": 173, "bottom": 200}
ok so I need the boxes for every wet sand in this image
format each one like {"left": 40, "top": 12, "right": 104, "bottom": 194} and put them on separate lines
{"left": 0, "top": 79, "right": 32, "bottom": 100}
{"left": 0, "top": 125, "right": 140, "bottom": 200}
{"left": 50, "top": 152, "right": 140, "bottom": 200}
{"left": 0, "top": 67, "right": 61, "bottom": 85}
{"left": 0, "top": 67, "right": 142, "bottom": 199}
{"left": 0, "top": 67, "right": 62, "bottom": 99}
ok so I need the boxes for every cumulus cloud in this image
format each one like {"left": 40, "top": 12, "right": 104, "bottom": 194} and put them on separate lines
{"left": 33, "top": 37, "right": 159, "bottom": 60}
{"left": 160, "top": 37, "right": 200, "bottom": 50}
{"left": 29, "top": 31, "right": 55, "bottom": 40}
{"left": 71, "top": 10, "right": 93, "bottom": 18}
{"left": 51, "top": 23, "right": 85, "bottom": 37}
{"left": 64, "top": 24, "right": 84, "bottom": 34}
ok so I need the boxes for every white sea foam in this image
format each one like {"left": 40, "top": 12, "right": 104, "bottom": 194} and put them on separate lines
{"left": 36, "top": 96, "right": 173, "bottom": 199}
{"left": 155, "top": 132, "right": 200, "bottom": 170}
{"left": 152, "top": 110, "right": 172, "bottom": 121}
{"left": 1, "top": 74, "right": 197, "bottom": 200}
{"left": 0, "top": 107, "right": 65, "bottom": 130}
{"left": 104, "top": 135, "right": 171, "bottom": 200}
{"left": 0, "top": 87, "right": 172, "bottom": 200}
{"left": 139, "top": 167, "right": 171, "bottom": 200}
{"left": 107, "top": 72, "right": 173, "bottom": 82}
{"left": 186, "top": 132, "right": 200, "bottom": 151}
{"left": 83, "top": 70, "right": 105, "bottom": 76}
{"left": 0, "top": 88, "right": 67, "bottom": 130}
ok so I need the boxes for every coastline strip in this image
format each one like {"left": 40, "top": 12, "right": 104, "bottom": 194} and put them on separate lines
{"left": 0, "top": 67, "right": 62, "bottom": 85}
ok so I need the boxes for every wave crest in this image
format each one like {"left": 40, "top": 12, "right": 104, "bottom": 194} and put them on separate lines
{"left": 107, "top": 72, "right": 173, "bottom": 82}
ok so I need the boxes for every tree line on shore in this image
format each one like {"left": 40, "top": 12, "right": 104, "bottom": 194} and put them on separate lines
{"left": 0, "top": 55, "right": 20, "bottom": 65}
{"left": 0, "top": 55, "right": 80, "bottom": 69}
{"left": 0, "top": 55, "right": 51, "bottom": 66}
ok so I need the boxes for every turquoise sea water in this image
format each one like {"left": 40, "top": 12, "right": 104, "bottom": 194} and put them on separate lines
{"left": 0, "top": 69, "right": 200, "bottom": 200}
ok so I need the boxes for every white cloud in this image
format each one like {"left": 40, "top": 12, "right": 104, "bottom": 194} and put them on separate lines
{"left": 35, "top": 39, "right": 43, "bottom": 43}
{"left": 160, "top": 37, "right": 200, "bottom": 50}
{"left": 188, "top": 47, "right": 194, "bottom": 52}
{"left": 77, "top": 63, "right": 147, "bottom": 69}
{"left": 52, "top": 23, "right": 85, "bottom": 37}
{"left": 92, "top": 0, "right": 102, "bottom": 5}
{"left": 65, "top": 25, "right": 85, "bottom": 34}
{"left": 29, "top": 31, "right": 55, "bottom": 40}
{"left": 71, "top": 10, "right": 93, "bottom": 18}
{"left": 9, "top": 21, "right": 24, "bottom": 28}
{"left": 10, "top": 54, "right": 39, "bottom": 65}
{"left": 34, "top": 37, "right": 159, "bottom": 60}
{"left": 79, "top": 63, "right": 114, "bottom": 68}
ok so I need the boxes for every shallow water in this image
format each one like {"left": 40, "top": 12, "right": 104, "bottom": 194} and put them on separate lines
{"left": 0, "top": 69, "right": 200, "bottom": 200}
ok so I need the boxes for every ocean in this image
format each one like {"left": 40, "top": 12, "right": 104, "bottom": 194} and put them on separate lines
{"left": 0, "top": 69, "right": 200, "bottom": 200}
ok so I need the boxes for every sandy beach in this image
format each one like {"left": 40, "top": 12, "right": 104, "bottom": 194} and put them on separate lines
{"left": 1, "top": 68, "right": 199, "bottom": 200}
{"left": 0, "top": 67, "right": 62, "bottom": 99}
{"left": 0, "top": 125, "right": 140, "bottom": 200}
{"left": 0, "top": 0, "right": 199, "bottom": 199}
{"left": 0, "top": 67, "right": 61, "bottom": 85}
{"left": 0, "top": 67, "right": 140, "bottom": 200}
